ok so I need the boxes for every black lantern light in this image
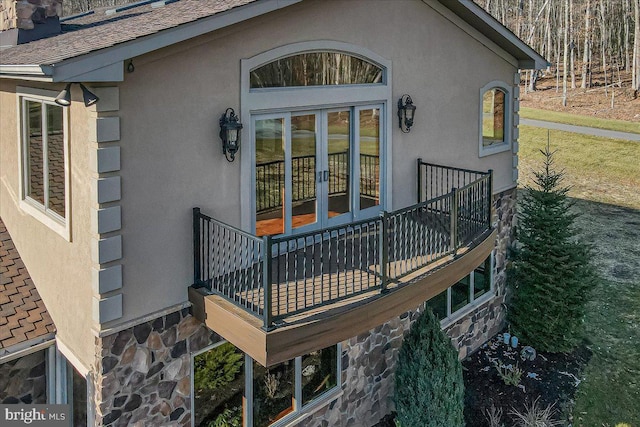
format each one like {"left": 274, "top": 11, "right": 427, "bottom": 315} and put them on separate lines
{"left": 397, "top": 94, "right": 416, "bottom": 133}
{"left": 219, "top": 108, "right": 243, "bottom": 162}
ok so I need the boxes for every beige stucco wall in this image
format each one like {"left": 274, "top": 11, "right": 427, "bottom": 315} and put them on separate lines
{"left": 0, "top": 80, "right": 95, "bottom": 368}
{"left": 111, "top": 0, "right": 520, "bottom": 327}
{"left": 1, "top": 0, "right": 521, "bottom": 340}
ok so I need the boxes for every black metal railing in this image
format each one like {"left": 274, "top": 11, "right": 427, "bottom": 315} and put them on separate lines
{"left": 256, "top": 152, "right": 379, "bottom": 213}
{"left": 194, "top": 162, "right": 492, "bottom": 330}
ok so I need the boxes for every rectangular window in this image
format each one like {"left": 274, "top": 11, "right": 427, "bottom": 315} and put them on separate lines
{"left": 193, "top": 343, "right": 341, "bottom": 427}
{"left": 427, "top": 254, "right": 493, "bottom": 322}
{"left": 19, "top": 90, "right": 69, "bottom": 238}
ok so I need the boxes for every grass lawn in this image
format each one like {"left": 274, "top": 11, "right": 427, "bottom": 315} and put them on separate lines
{"left": 518, "top": 126, "right": 640, "bottom": 426}
{"left": 518, "top": 125, "right": 640, "bottom": 210}
{"left": 519, "top": 107, "right": 640, "bottom": 135}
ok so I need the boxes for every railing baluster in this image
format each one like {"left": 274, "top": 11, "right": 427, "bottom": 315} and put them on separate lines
{"left": 262, "top": 235, "right": 272, "bottom": 330}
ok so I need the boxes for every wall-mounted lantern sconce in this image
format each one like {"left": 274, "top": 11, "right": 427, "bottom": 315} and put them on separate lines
{"left": 54, "top": 83, "right": 100, "bottom": 107}
{"left": 397, "top": 94, "right": 416, "bottom": 133}
{"left": 219, "top": 108, "right": 243, "bottom": 162}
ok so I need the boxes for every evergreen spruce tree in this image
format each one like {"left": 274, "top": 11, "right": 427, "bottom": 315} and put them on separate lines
{"left": 394, "top": 308, "right": 464, "bottom": 427}
{"left": 507, "top": 143, "right": 596, "bottom": 352}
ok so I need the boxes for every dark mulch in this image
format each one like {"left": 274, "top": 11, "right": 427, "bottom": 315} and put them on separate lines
{"left": 463, "top": 333, "right": 592, "bottom": 426}
{"left": 374, "top": 332, "right": 591, "bottom": 427}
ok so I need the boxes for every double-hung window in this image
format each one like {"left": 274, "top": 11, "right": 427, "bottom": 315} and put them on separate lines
{"left": 18, "top": 88, "right": 70, "bottom": 238}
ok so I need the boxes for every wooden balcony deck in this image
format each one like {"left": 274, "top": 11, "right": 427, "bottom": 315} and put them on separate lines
{"left": 189, "top": 228, "right": 496, "bottom": 366}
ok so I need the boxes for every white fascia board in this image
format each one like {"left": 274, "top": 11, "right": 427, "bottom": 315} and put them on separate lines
{"left": 49, "top": 0, "right": 303, "bottom": 83}
{"left": 0, "top": 64, "right": 54, "bottom": 80}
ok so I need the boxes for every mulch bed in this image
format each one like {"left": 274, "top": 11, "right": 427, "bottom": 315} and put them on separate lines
{"left": 374, "top": 332, "right": 591, "bottom": 427}
{"left": 463, "top": 333, "right": 591, "bottom": 426}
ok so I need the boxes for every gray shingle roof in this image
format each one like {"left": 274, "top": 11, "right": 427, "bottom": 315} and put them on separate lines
{"left": 0, "top": 0, "right": 257, "bottom": 66}
{"left": 0, "top": 218, "right": 56, "bottom": 354}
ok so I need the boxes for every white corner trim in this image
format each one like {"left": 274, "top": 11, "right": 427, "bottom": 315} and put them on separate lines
{"left": 92, "top": 176, "right": 121, "bottom": 204}
{"left": 89, "top": 116, "right": 121, "bottom": 143}
{"left": 92, "top": 265, "right": 123, "bottom": 295}
{"left": 92, "top": 294, "right": 123, "bottom": 324}
{"left": 55, "top": 337, "right": 90, "bottom": 377}
{"left": 91, "top": 235, "right": 123, "bottom": 264}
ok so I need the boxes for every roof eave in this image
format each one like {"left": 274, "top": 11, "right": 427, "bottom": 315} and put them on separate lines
{"left": 0, "top": 64, "right": 54, "bottom": 81}
{"left": 438, "top": 0, "right": 549, "bottom": 70}
{"left": 1, "top": 0, "right": 303, "bottom": 83}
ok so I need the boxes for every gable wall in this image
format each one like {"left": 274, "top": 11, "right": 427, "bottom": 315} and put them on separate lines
{"left": 109, "top": 0, "right": 519, "bottom": 328}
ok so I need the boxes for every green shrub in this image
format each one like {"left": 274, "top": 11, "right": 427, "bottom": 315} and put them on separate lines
{"left": 507, "top": 143, "right": 596, "bottom": 352}
{"left": 194, "top": 342, "right": 244, "bottom": 393}
{"left": 394, "top": 308, "right": 464, "bottom": 427}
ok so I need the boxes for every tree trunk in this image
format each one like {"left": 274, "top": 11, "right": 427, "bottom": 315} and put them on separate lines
{"left": 582, "top": 0, "right": 591, "bottom": 88}
{"left": 563, "top": 0, "right": 569, "bottom": 106}
{"left": 633, "top": 0, "right": 640, "bottom": 91}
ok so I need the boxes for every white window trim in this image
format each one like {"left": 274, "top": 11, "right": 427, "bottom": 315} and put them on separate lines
{"left": 439, "top": 251, "right": 495, "bottom": 328}
{"left": 191, "top": 340, "right": 342, "bottom": 427}
{"left": 16, "top": 86, "right": 71, "bottom": 241}
{"left": 240, "top": 41, "right": 393, "bottom": 233}
{"left": 478, "top": 80, "right": 512, "bottom": 158}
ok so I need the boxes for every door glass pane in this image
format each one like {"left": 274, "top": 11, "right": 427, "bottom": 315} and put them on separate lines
{"left": 193, "top": 343, "right": 245, "bottom": 427}
{"left": 359, "top": 108, "right": 380, "bottom": 209}
{"left": 26, "top": 101, "right": 44, "bottom": 205}
{"left": 47, "top": 104, "right": 65, "bottom": 218}
{"left": 302, "top": 345, "right": 338, "bottom": 405}
{"left": 253, "top": 359, "right": 295, "bottom": 426}
{"left": 256, "top": 118, "right": 285, "bottom": 236}
{"left": 327, "top": 111, "right": 351, "bottom": 217}
{"left": 291, "top": 114, "right": 317, "bottom": 230}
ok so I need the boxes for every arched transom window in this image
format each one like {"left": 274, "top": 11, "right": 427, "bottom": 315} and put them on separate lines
{"left": 240, "top": 42, "right": 392, "bottom": 235}
{"left": 250, "top": 52, "right": 383, "bottom": 88}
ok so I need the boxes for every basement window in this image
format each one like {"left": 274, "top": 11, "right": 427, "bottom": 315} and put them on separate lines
{"left": 192, "top": 343, "right": 341, "bottom": 427}
{"left": 427, "top": 254, "right": 494, "bottom": 324}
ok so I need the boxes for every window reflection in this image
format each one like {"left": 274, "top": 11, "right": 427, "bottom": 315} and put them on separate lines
{"left": 251, "top": 52, "right": 383, "bottom": 88}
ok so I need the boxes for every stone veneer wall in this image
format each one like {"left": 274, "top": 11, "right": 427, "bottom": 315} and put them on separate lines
{"left": 0, "top": 349, "right": 48, "bottom": 404}
{"left": 443, "top": 187, "right": 517, "bottom": 359}
{"left": 92, "top": 308, "right": 219, "bottom": 427}
{"left": 298, "top": 188, "right": 517, "bottom": 427}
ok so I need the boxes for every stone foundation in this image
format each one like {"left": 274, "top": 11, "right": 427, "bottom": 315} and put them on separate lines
{"left": 1, "top": 0, "right": 62, "bottom": 31}
{"left": 92, "top": 308, "right": 219, "bottom": 426}
{"left": 0, "top": 349, "right": 48, "bottom": 404}
{"left": 443, "top": 187, "right": 517, "bottom": 359}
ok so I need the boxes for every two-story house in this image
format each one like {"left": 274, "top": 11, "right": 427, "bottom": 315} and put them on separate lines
{"left": 0, "top": 0, "right": 546, "bottom": 425}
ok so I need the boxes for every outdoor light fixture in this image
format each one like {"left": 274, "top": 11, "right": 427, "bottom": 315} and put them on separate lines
{"left": 219, "top": 108, "right": 243, "bottom": 162}
{"left": 54, "top": 83, "right": 72, "bottom": 106}
{"left": 54, "top": 83, "right": 100, "bottom": 107}
{"left": 397, "top": 94, "right": 416, "bottom": 133}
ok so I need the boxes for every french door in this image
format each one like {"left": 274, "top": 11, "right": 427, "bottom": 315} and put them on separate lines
{"left": 254, "top": 105, "right": 382, "bottom": 237}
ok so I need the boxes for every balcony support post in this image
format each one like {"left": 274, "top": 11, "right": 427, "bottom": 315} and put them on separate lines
{"left": 450, "top": 188, "right": 458, "bottom": 254}
{"left": 417, "top": 157, "right": 423, "bottom": 203}
{"left": 262, "top": 235, "right": 273, "bottom": 330}
{"left": 193, "top": 207, "right": 201, "bottom": 286}
{"left": 487, "top": 169, "right": 494, "bottom": 228}
{"left": 379, "top": 211, "right": 389, "bottom": 293}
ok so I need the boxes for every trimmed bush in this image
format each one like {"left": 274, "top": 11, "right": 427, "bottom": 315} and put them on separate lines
{"left": 507, "top": 144, "right": 596, "bottom": 352}
{"left": 394, "top": 308, "right": 464, "bottom": 427}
